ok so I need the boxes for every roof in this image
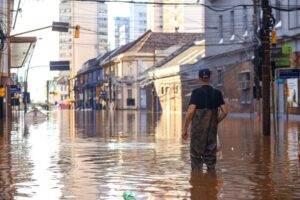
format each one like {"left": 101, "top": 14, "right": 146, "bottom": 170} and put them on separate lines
{"left": 104, "top": 30, "right": 204, "bottom": 60}
{"left": 155, "top": 40, "right": 204, "bottom": 69}
{"left": 136, "top": 32, "right": 203, "bottom": 53}
{"left": 76, "top": 30, "right": 204, "bottom": 76}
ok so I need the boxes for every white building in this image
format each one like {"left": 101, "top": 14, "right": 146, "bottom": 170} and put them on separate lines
{"left": 58, "top": 0, "right": 108, "bottom": 101}
{"left": 148, "top": 0, "right": 204, "bottom": 33}
{"left": 129, "top": 4, "right": 148, "bottom": 41}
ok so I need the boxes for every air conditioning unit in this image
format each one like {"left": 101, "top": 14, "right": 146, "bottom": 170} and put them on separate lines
{"left": 239, "top": 81, "right": 250, "bottom": 90}
{"left": 122, "top": 75, "right": 134, "bottom": 85}
{"left": 123, "top": 75, "right": 133, "bottom": 81}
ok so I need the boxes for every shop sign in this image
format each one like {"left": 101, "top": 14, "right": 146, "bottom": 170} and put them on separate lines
{"left": 271, "top": 47, "right": 290, "bottom": 67}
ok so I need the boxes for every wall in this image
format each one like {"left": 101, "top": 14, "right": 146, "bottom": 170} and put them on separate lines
{"left": 204, "top": 0, "right": 254, "bottom": 57}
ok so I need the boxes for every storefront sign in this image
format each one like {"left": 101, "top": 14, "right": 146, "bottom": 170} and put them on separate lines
{"left": 271, "top": 47, "right": 290, "bottom": 67}
{"left": 287, "top": 79, "right": 298, "bottom": 107}
{"left": 277, "top": 69, "right": 300, "bottom": 79}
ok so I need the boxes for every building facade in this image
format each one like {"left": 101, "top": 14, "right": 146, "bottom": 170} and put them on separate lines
{"left": 271, "top": 0, "right": 300, "bottom": 114}
{"left": 144, "top": 40, "right": 206, "bottom": 113}
{"left": 59, "top": 0, "right": 108, "bottom": 102}
{"left": 201, "top": 0, "right": 255, "bottom": 113}
{"left": 148, "top": 0, "right": 204, "bottom": 33}
{"left": 75, "top": 31, "right": 203, "bottom": 110}
{"left": 129, "top": 4, "right": 148, "bottom": 41}
{"left": 114, "top": 17, "right": 130, "bottom": 48}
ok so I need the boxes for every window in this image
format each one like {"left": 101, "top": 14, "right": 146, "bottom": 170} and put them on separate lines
{"left": 274, "top": 0, "right": 282, "bottom": 28}
{"left": 230, "top": 10, "right": 235, "bottom": 40}
{"left": 219, "top": 15, "right": 223, "bottom": 43}
{"left": 161, "top": 87, "right": 164, "bottom": 94}
{"left": 93, "top": 71, "right": 97, "bottom": 81}
{"left": 241, "top": 90, "right": 251, "bottom": 104}
{"left": 175, "top": 85, "right": 179, "bottom": 94}
{"left": 59, "top": 16, "right": 71, "bottom": 22}
{"left": 99, "top": 9, "right": 107, "bottom": 14}
{"left": 97, "top": 70, "right": 103, "bottom": 80}
{"left": 243, "top": 6, "right": 248, "bottom": 36}
{"left": 99, "top": 23, "right": 107, "bottom": 28}
{"left": 99, "top": 17, "right": 107, "bottom": 21}
{"left": 128, "top": 88, "right": 132, "bottom": 98}
{"left": 98, "top": 32, "right": 107, "bottom": 36}
{"left": 238, "top": 72, "right": 250, "bottom": 90}
{"left": 288, "top": 0, "right": 300, "bottom": 29}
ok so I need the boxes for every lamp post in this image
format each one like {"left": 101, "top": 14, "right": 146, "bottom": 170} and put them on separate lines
{"left": 23, "top": 43, "right": 36, "bottom": 113}
{"left": 10, "top": 22, "right": 70, "bottom": 113}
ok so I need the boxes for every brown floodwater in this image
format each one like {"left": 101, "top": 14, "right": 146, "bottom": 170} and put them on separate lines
{"left": 0, "top": 110, "right": 299, "bottom": 200}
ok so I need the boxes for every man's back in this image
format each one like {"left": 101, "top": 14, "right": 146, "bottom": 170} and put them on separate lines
{"left": 189, "top": 85, "right": 224, "bottom": 110}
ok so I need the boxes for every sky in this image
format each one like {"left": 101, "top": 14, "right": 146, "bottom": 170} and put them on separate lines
{"left": 11, "top": 0, "right": 129, "bottom": 103}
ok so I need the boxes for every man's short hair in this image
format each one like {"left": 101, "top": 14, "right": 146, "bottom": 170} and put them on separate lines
{"left": 198, "top": 69, "right": 211, "bottom": 79}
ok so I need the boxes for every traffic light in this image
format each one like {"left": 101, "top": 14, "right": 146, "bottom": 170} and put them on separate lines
{"left": 0, "top": 86, "right": 5, "bottom": 97}
{"left": 271, "top": 30, "right": 277, "bottom": 46}
{"left": 74, "top": 25, "right": 80, "bottom": 38}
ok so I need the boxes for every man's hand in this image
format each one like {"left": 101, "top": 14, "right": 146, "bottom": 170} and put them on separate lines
{"left": 218, "top": 104, "right": 228, "bottom": 123}
{"left": 182, "top": 104, "right": 196, "bottom": 140}
{"left": 182, "top": 129, "right": 188, "bottom": 140}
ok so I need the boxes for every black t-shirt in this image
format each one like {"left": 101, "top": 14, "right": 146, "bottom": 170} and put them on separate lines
{"left": 189, "top": 85, "right": 225, "bottom": 109}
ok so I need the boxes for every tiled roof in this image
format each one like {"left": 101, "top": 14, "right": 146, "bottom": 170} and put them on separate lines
{"left": 136, "top": 32, "right": 203, "bottom": 53}
{"left": 77, "top": 30, "right": 204, "bottom": 75}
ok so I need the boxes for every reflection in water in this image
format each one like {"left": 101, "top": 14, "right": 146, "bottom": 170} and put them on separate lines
{"left": 0, "top": 110, "right": 299, "bottom": 199}
{"left": 189, "top": 170, "right": 222, "bottom": 200}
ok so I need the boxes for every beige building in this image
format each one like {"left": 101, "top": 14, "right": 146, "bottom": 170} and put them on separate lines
{"left": 145, "top": 40, "right": 205, "bottom": 113}
{"left": 58, "top": 1, "right": 108, "bottom": 102}
{"left": 148, "top": 0, "right": 204, "bottom": 33}
{"left": 93, "top": 30, "right": 203, "bottom": 110}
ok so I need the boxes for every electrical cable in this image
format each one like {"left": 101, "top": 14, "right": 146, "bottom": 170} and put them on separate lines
{"left": 65, "top": 0, "right": 300, "bottom": 12}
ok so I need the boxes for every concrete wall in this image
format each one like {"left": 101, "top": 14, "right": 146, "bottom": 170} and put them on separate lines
{"left": 204, "top": 0, "right": 254, "bottom": 57}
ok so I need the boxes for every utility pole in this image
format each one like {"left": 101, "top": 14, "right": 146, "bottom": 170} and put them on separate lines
{"left": 23, "top": 43, "right": 36, "bottom": 113}
{"left": 261, "top": 0, "right": 272, "bottom": 135}
{"left": 253, "top": 0, "right": 261, "bottom": 117}
{"left": 7, "top": 0, "right": 12, "bottom": 120}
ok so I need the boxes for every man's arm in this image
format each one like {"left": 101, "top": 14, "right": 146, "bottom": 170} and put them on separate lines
{"left": 182, "top": 104, "right": 196, "bottom": 140}
{"left": 218, "top": 104, "right": 228, "bottom": 123}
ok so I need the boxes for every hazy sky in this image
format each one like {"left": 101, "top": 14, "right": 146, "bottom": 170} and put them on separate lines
{"left": 11, "top": 0, "right": 129, "bottom": 103}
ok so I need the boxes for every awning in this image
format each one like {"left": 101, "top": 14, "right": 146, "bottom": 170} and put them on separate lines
{"left": 10, "top": 36, "right": 37, "bottom": 68}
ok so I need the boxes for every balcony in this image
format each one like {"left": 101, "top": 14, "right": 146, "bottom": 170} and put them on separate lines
{"left": 122, "top": 75, "right": 134, "bottom": 85}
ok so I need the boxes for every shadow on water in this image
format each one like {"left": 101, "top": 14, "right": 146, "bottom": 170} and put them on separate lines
{"left": 0, "top": 110, "right": 299, "bottom": 199}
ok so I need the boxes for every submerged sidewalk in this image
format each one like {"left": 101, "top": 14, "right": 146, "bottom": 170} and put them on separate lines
{"left": 228, "top": 112, "right": 300, "bottom": 121}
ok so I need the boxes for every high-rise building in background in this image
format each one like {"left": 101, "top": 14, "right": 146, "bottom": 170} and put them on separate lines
{"left": 147, "top": 0, "right": 163, "bottom": 32}
{"left": 148, "top": 0, "right": 204, "bottom": 33}
{"left": 129, "top": 4, "right": 148, "bottom": 41}
{"left": 114, "top": 17, "right": 130, "bottom": 48}
{"left": 59, "top": 0, "right": 108, "bottom": 101}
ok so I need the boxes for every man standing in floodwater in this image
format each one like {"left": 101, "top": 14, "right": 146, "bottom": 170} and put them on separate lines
{"left": 182, "top": 68, "right": 228, "bottom": 171}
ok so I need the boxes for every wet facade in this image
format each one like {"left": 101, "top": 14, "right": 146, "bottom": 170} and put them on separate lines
{"left": 75, "top": 31, "right": 203, "bottom": 111}
{"left": 75, "top": 58, "right": 105, "bottom": 110}
{"left": 0, "top": 110, "right": 299, "bottom": 199}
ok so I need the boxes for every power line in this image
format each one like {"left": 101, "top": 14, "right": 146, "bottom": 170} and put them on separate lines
{"left": 66, "top": 0, "right": 300, "bottom": 12}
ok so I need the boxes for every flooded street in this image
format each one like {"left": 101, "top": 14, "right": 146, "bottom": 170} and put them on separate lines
{"left": 0, "top": 110, "right": 299, "bottom": 200}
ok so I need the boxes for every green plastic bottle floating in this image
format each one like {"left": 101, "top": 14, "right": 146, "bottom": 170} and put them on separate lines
{"left": 123, "top": 191, "right": 136, "bottom": 200}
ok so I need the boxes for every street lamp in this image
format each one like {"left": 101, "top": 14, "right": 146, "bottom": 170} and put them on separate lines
{"left": 23, "top": 42, "right": 36, "bottom": 113}
{"left": 10, "top": 22, "right": 70, "bottom": 37}
{"left": 10, "top": 22, "right": 71, "bottom": 113}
